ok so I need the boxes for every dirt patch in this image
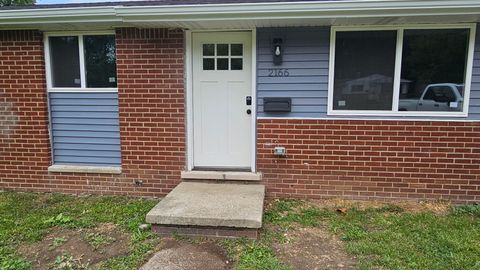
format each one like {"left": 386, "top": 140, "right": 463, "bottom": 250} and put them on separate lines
{"left": 309, "top": 198, "right": 451, "bottom": 215}
{"left": 140, "top": 237, "right": 231, "bottom": 270}
{"left": 273, "top": 226, "right": 357, "bottom": 270}
{"left": 18, "top": 223, "right": 130, "bottom": 269}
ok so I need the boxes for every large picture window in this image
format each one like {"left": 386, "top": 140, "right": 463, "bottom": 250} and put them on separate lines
{"left": 329, "top": 25, "right": 475, "bottom": 116}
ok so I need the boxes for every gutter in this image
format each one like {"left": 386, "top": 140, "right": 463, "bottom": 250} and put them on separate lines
{"left": 0, "top": 0, "right": 479, "bottom": 26}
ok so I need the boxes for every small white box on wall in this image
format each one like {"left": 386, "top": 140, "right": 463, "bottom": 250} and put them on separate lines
{"left": 273, "top": 146, "right": 286, "bottom": 156}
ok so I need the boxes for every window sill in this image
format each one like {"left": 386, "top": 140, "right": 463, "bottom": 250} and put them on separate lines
{"left": 327, "top": 111, "right": 468, "bottom": 118}
{"left": 48, "top": 165, "right": 122, "bottom": 174}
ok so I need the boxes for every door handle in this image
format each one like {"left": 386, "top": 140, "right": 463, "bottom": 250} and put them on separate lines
{"left": 246, "top": 109, "right": 252, "bottom": 115}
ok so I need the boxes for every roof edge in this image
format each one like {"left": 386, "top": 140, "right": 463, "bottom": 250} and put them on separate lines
{"left": 0, "top": 0, "right": 479, "bottom": 27}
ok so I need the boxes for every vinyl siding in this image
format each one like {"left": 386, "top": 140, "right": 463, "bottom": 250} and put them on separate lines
{"left": 256, "top": 27, "right": 329, "bottom": 117}
{"left": 49, "top": 92, "right": 121, "bottom": 166}
{"left": 257, "top": 25, "right": 480, "bottom": 120}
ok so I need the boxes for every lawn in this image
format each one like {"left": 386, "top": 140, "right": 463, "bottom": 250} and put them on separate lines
{"left": 0, "top": 191, "right": 479, "bottom": 270}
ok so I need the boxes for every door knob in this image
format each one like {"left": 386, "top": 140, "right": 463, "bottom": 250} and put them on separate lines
{"left": 246, "top": 109, "right": 252, "bottom": 115}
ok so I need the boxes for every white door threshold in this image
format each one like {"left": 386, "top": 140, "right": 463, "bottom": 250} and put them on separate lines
{"left": 181, "top": 170, "right": 262, "bottom": 182}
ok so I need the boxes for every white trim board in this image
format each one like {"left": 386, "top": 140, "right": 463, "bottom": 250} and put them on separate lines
{"left": 257, "top": 117, "right": 480, "bottom": 123}
{"left": 251, "top": 28, "right": 257, "bottom": 173}
{"left": 327, "top": 23, "right": 477, "bottom": 118}
{"left": 185, "top": 30, "right": 194, "bottom": 171}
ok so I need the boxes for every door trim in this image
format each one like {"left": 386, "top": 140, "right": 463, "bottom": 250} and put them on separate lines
{"left": 185, "top": 29, "right": 257, "bottom": 172}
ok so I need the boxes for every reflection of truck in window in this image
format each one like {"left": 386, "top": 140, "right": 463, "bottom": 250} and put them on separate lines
{"left": 398, "top": 83, "right": 464, "bottom": 112}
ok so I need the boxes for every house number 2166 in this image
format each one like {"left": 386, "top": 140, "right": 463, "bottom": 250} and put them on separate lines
{"left": 268, "top": 68, "right": 290, "bottom": 77}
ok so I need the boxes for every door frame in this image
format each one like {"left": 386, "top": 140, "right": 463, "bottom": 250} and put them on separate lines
{"left": 185, "top": 29, "right": 257, "bottom": 172}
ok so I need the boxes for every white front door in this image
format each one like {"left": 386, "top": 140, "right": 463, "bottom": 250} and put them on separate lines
{"left": 192, "top": 32, "right": 252, "bottom": 169}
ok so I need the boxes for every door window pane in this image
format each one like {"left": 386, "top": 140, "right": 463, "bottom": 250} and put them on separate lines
{"left": 84, "top": 35, "right": 117, "bottom": 88}
{"left": 231, "top": 44, "right": 243, "bottom": 56}
{"left": 217, "top": 58, "right": 229, "bottom": 70}
{"left": 398, "top": 29, "right": 469, "bottom": 112}
{"left": 217, "top": 44, "right": 229, "bottom": 56}
{"left": 203, "top": 44, "right": 215, "bottom": 56}
{"left": 201, "top": 43, "right": 244, "bottom": 71}
{"left": 203, "top": 58, "right": 215, "bottom": 70}
{"left": 231, "top": 58, "right": 243, "bottom": 70}
{"left": 333, "top": 31, "right": 397, "bottom": 110}
{"left": 49, "top": 36, "right": 80, "bottom": 87}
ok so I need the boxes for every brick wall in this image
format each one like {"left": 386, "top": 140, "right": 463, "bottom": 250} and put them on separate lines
{"left": 116, "top": 28, "right": 185, "bottom": 195}
{"left": 0, "top": 30, "right": 51, "bottom": 191}
{"left": 257, "top": 119, "right": 480, "bottom": 203}
{"left": 0, "top": 28, "right": 185, "bottom": 197}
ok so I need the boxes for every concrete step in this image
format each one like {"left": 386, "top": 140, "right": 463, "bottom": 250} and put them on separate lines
{"left": 181, "top": 170, "right": 262, "bottom": 182}
{"left": 146, "top": 182, "right": 265, "bottom": 230}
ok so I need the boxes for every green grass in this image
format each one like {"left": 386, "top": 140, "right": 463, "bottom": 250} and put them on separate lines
{"left": 219, "top": 238, "right": 292, "bottom": 270}
{"left": 0, "top": 191, "right": 158, "bottom": 270}
{"left": 263, "top": 199, "right": 480, "bottom": 270}
{"left": 2, "top": 191, "right": 479, "bottom": 270}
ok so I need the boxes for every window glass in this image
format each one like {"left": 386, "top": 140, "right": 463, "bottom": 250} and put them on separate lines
{"left": 333, "top": 31, "right": 397, "bottom": 110}
{"left": 217, "top": 44, "right": 229, "bottom": 56}
{"left": 231, "top": 44, "right": 243, "bottom": 56}
{"left": 231, "top": 58, "right": 243, "bottom": 70}
{"left": 84, "top": 35, "right": 117, "bottom": 88}
{"left": 201, "top": 43, "right": 244, "bottom": 71}
{"left": 203, "top": 58, "right": 215, "bottom": 70}
{"left": 398, "top": 29, "right": 469, "bottom": 112}
{"left": 49, "top": 36, "right": 81, "bottom": 87}
{"left": 203, "top": 44, "right": 215, "bottom": 56}
{"left": 217, "top": 58, "right": 229, "bottom": 70}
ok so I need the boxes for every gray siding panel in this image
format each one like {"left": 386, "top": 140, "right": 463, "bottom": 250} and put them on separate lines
{"left": 257, "top": 27, "right": 330, "bottom": 118}
{"left": 257, "top": 25, "right": 480, "bottom": 120}
{"left": 49, "top": 92, "right": 121, "bottom": 166}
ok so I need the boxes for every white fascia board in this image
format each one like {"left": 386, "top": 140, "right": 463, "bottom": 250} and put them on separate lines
{"left": 116, "top": 0, "right": 480, "bottom": 20}
{"left": 0, "top": 6, "right": 119, "bottom": 25}
{"left": 0, "top": 0, "right": 480, "bottom": 26}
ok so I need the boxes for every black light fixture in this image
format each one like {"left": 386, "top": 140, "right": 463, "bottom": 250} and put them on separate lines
{"left": 273, "top": 38, "right": 283, "bottom": 66}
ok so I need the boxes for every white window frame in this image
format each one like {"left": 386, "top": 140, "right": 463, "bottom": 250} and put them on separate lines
{"left": 44, "top": 31, "right": 118, "bottom": 93}
{"left": 327, "top": 23, "right": 477, "bottom": 117}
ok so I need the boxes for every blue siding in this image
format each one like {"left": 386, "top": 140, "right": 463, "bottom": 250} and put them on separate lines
{"left": 256, "top": 27, "right": 330, "bottom": 117}
{"left": 257, "top": 25, "right": 480, "bottom": 120}
{"left": 49, "top": 92, "right": 121, "bottom": 166}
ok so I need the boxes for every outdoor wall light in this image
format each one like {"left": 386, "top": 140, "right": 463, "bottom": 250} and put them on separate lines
{"left": 273, "top": 38, "right": 283, "bottom": 65}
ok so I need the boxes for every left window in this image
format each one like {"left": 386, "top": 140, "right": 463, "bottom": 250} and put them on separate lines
{"left": 47, "top": 34, "right": 117, "bottom": 90}
{"left": 45, "top": 33, "right": 121, "bottom": 167}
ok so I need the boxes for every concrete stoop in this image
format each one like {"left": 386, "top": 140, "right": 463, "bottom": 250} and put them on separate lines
{"left": 146, "top": 182, "right": 265, "bottom": 239}
{"left": 181, "top": 170, "right": 262, "bottom": 183}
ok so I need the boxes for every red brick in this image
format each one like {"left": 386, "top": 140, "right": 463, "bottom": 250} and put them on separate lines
{"left": 258, "top": 119, "right": 480, "bottom": 203}
{"left": 0, "top": 28, "right": 184, "bottom": 198}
